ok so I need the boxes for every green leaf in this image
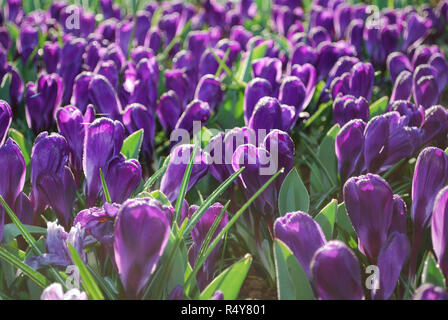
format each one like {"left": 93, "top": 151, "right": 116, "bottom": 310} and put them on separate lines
{"left": 121, "top": 129, "right": 144, "bottom": 160}
{"left": 8, "top": 128, "right": 31, "bottom": 166}
{"left": 421, "top": 252, "right": 446, "bottom": 288}
{"left": 317, "top": 124, "right": 340, "bottom": 183}
{"left": 314, "top": 199, "right": 338, "bottom": 240}
{"left": 215, "top": 89, "right": 245, "bottom": 129}
{"left": 99, "top": 168, "right": 111, "bottom": 203}
{"left": 199, "top": 254, "right": 252, "bottom": 300}
{"left": 273, "top": 239, "right": 314, "bottom": 300}
{"left": 336, "top": 202, "right": 357, "bottom": 239}
{"left": 147, "top": 191, "right": 172, "bottom": 208}
{"left": 67, "top": 243, "right": 104, "bottom": 300}
{"left": 0, "top": 73, "right": 11, "bottom": 102}
{"left": 369, "top": 96, "right": 389, "bottom": 119}
{"left": 2, "top": 224, "right": 46, "bottom": 245}
{"left": 0, "top": 247, "right": 49, "bottom": 288}
{"left": 142, "top": 155, "right": 170, "bottom": 192}
{"left": 278, "top": 168, "right": 310, "bottom": 216}
{"left": 173, "top": 144, "right": 198, "bottom": 224}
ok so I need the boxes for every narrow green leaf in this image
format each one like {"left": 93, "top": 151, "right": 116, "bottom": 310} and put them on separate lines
{"left": 174, "top": 144, "right": 198, "bottom": 224}
{"left": 8, "top": 128, "right": 31, "bottom": 166}
{"left": 99, "top": 168, "right": 111, "bottom": 203}
{"left": 421, "top": 252, "right": 446, "bottom": 288}
{"left": 314, "top": 199, "right": 338, "bottom": 240}
{"left": 0, "top": 73, "right": 11, "bottom": 102}
{"left": 199, "top": 254, "right": 252, "bottom": 300}
{"left": 278, "top": 168, "right": 310, "bottom": 216}
{"left": 142, "top": 156, "right": 170, "bottom": 192}
{"left": 369, "top": 96, "right": 389, "bottom": 118}
{"left": 147, "top": 191, "right": 172, "bottom": 208}
{"left": 67, "top": 243, "right": 104, "bottom": 300}
{"left": 121, "top": 129, "right": 144, "bottom": 160}
{"left": 336, "top": 202, "right": 357, "bottom": 238}
{"left": 273, "top": 239, "right": 314, "bottom": 300}
{"left": 0, "top": 247, "right": 49, "bottom": 288}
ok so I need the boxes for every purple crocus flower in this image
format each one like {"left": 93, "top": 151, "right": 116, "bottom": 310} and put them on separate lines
{"left": 432, "top": 186, "right": 448, "bottom": 280}
{"left": 95, "top": 60, "right": 119, "bottom": 90}
{"left": 156, "top": 90, "right": 183, "bottom": 134}
{"left": 413, "top": 284, "right": 448, "bottom": 300}
{"left": 335, "top": 119, "right": 365, "bottom": 184}
{"left": 41, "top": 283, "right": 87, "bottom": 300}
{"left": 71, "top": 72, "right": 93, "bottom": 113}
{"left": 18, "top": 25, "right": 38, "bottom": 64}
{"left": 104, "top": 155, "right": 142, "bottom": 204}
{"left": 58, "top": 37, "right": 86, "bottom": 103}
{"left": 0, "top": 100, "right": 12, "bottom": 145}
{"left": 421, "top": 105, "right": 448, "bottom": 145}
{"left": 43, "top": 42, "right": 60, "bottom": 74}
{"left": 56, "top": 105, "right": 95, "bottom": 186}
{"left": 344, "top": 174, "right": 395, "bottom": 262}
{"left": 25, "top": 73, "right": 63, "bottom": 133}
{"left": 188, "top": 203, "right": 229, "bottom": 290}
{"left": 83, "top": 118, "right": 124, "bottom": 207}
{"left": 165, "top": 69, "right": 191, "bottom": 108}
{"left": 274, "top": 211, "right": 327, "bottom": 277}
{"left": 26, "top": 221, "right": 84, "bottom": 269}
{"left": 333, "top": 95, "right": 369, "bottom": 126}
{"left": 310, "top": 241, "right": 364, "bottom": 300}
{"left": 401, "top": 12, "right": 431, "bottom": 51}
{"left": 244, "top": 78, "right": 273, "bottom": 124}
{"left": 278, "top": 76, "right": 307, "bottom": 114}
{"left": 248, "top": 97, "right": 296, "bottom": 133}
{"left": 194, "top": 75, "right": 223, "bottom": 111}
{"left": 174, "top": 100, "right": 211, "bottom": 136}
{"left": 390, "top": 70, "right": 413, "bottom": 103}
{"left": 114, "top": 198, "right": 170, "bottom": 298}
{"left": 290, "top": 63, "right": 317, "bottom": 109}
{"left": 160, "top": 144, "right": 210, "bottom": 203}
{"left": 373, "top": 232, "right": 410, "bottom": 300}
{"left": 252, "top": 57, "right": 282, "bottom": 94}
{"left": 74, "top": 202, "right": 120, "bottom": 248}
{"left": 88, "top": 74, "right": 122, "bottom": 120}
{"left": 30, "top": 132, "right": 76, "bottom": 228}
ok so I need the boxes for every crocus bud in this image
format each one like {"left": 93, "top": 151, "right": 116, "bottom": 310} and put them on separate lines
{"left": 58, "top": 37, "right": 86, "bottom": 103}
{"left": 30, "top": 133, "right": 76, "bottom": 228}
{"left": 156, "top": 90, "right": 182, "bottom": 134}
{"left": 83, "top": 118, "right": 124, "bottom": 207}
{"left": 421, "top": 105, "right": 448, "bottom": 145}
{"left": 160, "top": 144, "right": 210, "bottom": 203}
{"left": 390, "top": 70, "right": 413, "bottom": 103}
{"left": 373, "top": 232, "right": 410, "bottom": 300}
{"left": 95, "top": 60, "right": 119, "bottom": 90}
{"left": 199, "top": 48, "right": 225, "bottom": 78}
{"left": 18, "top": 25, "right": 38, "bottom": 63}
{"left": 316, "top": 41, "right": 356, "bottom": 83}
{"left": 432, "top": 186, "right": 448, "bottom": 280}
{"left": 336, "top": 119, "right": 365, "bottom": 183}
{"left": 187, "top": 31, "right": 210, "bottom": 66}
{"left": 411, "top": 147, "right": 448, "bottom": 233}
{"left": 310, "top": 241, "right": 364, "bottom": 300}
{"left": 0, "top": 100, "right": 12, "bottom": 145}
{"left": 105, "top": 155, "right": 142, "bottom": 204}
{"left": 387, "top": 52, "right": 411, "bottom": 84}
{"left": 252, "top": 57, "right": 282, "bottom": 93}
{"left": 117, "top": 21, "right": 133, "bottom": 57}
{"left": 274, "top": 211, "right": 327, "bottom": 277}
{"left": 346, "top": 19, "right": 364, "bottom": 55}
{"left": 88, "top": 74, "right": 122, "bottom": 120}
{"left": 165, "top": 69, "right": 192, "bottom": 107}
{"left": 413, "top": 74, "right": 440, "bottom": 109}
{"left": 43, "top": 42, "right": 60, "bottom": 74}
{"left": 363, "top": 112, "right": 421, "bottom": 173}
{"left": 387, "top": 100, "right": 424, "bottom": 128}
{"left": 248, "top": 97, "right": 296, "bottom": 133}
{"left": 413, "top": 284, "right": 448, "bottom": 300}
{"left": 390, "top": 195, "right": 407, "bottom": 235}
{"left": 56, "top": 105, "right": 94, "bottom": 186}
{"left": 175, "top": 100, "right": 211, "bottom": 136}
{"left": 188, "top": 203, "right": 229, "bottom": 290}
{"left": 401, "top": 12, "right": 431, "bottom": 51}
{"left": 333, "top": 95, "right": 369, "bottom": 127}
{"left": 290, "top": 43, "right": 317, "bottom": 67}
{"left": 278, "top": 76, "right": 307, "bottom": 113}
{"left": 145, "top": 27, "right": 162, "bottom": 53}
{"left": 290, "top": 63, "right": 317, "bottom": 109}
{"left": 244, "top": 78, "right": 272, "bottom": 124}
{"left": 25, "top": 73, "right": 63, "bottom": 133}
{"left": 71, "top": 72, "right": 93, "bottom": 113}
{"left": 344, "top": 174, "right": 394, "bottom": 261}
{"left": 194, "top": 75, "right": 223, "bottom": 111}
{"left": 122, "top": 103, "right": 155, "bottom": 161}
{"left": 114, "top": 198, "right": 170, "bottom": 298}
{"left": 0, "top": 138, "right": 25, "bottom": 236}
